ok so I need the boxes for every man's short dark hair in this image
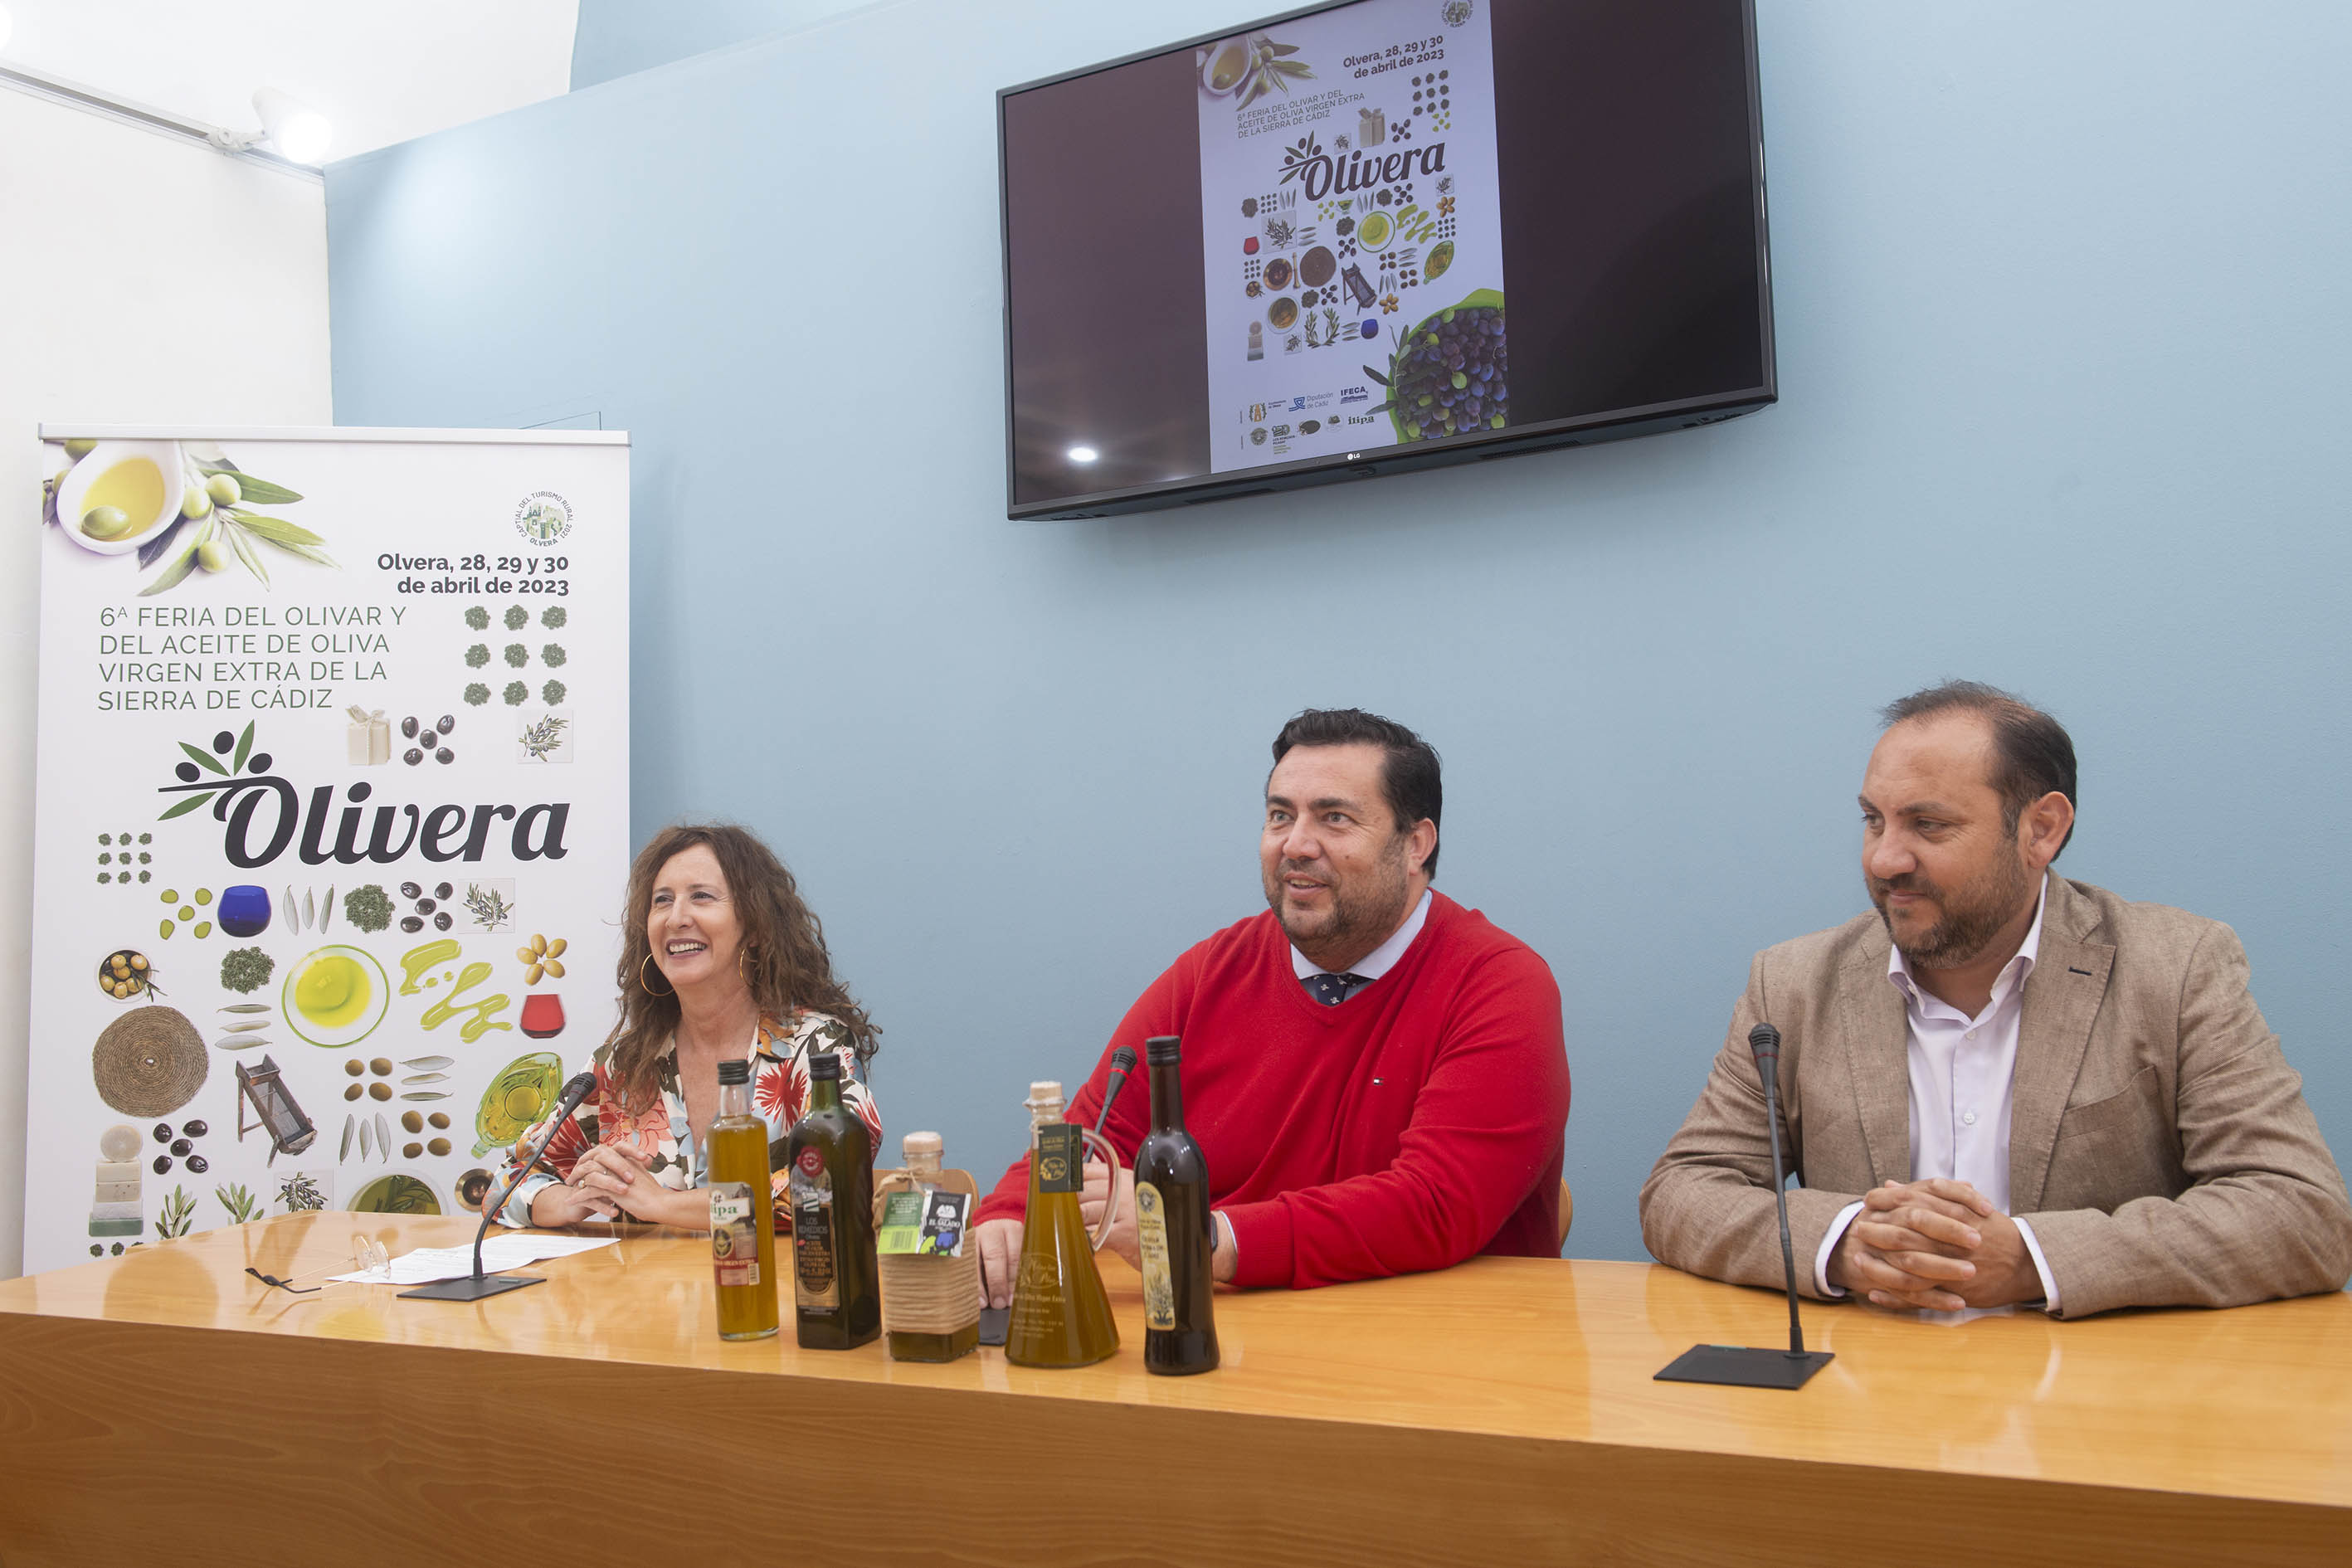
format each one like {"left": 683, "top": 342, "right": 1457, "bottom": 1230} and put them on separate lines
{"left": 1270, "top": 708, "right": 1444, "bottom": 877}
{"left": 1880, "top": 680, "right": 2077, "bottom": 858}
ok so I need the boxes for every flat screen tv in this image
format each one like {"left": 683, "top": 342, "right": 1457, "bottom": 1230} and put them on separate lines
{"left": 999, "top": 0, "right": 1772, "bottom": 519}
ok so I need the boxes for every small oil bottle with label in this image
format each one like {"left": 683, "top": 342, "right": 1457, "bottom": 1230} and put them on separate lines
{"left": 707, "top": 1057, "right": 778, "bottom": 1340}
{"left": 786, "top": 1050, "right": 880, "bottom": 1350}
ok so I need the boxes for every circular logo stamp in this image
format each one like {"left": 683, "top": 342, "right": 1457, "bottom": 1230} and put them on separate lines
{"left": 514, "top": 491, "right": 573, "bottom": 546}
{"left": 796, "top": 1147, "right": 824, "bottom": 1176}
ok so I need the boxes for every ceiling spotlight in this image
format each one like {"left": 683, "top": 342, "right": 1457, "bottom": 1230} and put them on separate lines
{"left": 251, "top": 87, "right": 332, "bottom": 164}
{"left": 1067, "top": 446, "right": 1099, "bottom": 465}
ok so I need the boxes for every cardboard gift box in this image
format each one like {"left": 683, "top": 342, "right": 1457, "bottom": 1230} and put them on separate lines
{"left": 345, "top": 706, "right": 391, "bottom": 765}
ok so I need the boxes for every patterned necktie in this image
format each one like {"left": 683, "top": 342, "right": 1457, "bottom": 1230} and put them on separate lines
{"left": 1303, "top": 971, "right": 1370, "bottom": 1006}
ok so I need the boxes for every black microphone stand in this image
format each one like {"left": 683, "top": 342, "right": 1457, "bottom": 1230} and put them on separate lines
{"left": 402, "top": 1074, "right": 594, "bottom": 1302}
{"left": 1654, "top": 1024, "right": 1836, "bottom": 1390}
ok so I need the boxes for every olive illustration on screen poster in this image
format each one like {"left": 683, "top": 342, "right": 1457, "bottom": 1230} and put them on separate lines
{"left": 1363, "top": 291, "right": 1507, "bottom": 442}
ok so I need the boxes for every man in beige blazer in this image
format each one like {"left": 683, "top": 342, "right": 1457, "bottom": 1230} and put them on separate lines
{"left": 1642, "top": 682, "right": 2352, "bottom": 1319}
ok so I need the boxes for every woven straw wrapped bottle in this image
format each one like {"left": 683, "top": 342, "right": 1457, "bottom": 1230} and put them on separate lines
{"left": 874, "top": 1132, "right": 981, "bottom": 1361}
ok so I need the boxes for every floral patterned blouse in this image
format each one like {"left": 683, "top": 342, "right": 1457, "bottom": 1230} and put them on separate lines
{"left": 495, "top": 1010, "right": 882, "bottom": 1229}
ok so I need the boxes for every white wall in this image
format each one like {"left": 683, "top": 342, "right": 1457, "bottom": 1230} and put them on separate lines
{"left": 0, "top": 90, "right": 332, "bottom": 1278}
{"left": 2, "top": 0, "right": 577, "bottom": 158}
{"left": 334, "top": 0, "right": 2352, "bottom": 1268}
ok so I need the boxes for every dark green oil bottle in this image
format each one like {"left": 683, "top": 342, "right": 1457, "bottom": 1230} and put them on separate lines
{"left": 1133, "top": 1035, "right": 1218, "bottom": 1376}
{"left": 786, "top": 1051, "right": 880, "bottom": 1350}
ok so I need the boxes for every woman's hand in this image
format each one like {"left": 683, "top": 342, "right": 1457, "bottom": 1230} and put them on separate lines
{"left": 572, "top": 1142, "right": 666, "bottom": 1218}
{"left": 572, "top": 1142, "right": 705, "bottom": 1227}
{"left": 526, "top": 1180, "right": 621, "bottom": 1226}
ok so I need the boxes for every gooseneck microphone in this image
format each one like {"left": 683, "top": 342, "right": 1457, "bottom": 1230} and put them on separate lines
{"left": 401, "top": 1070, "right": 598, "bottom": 1303}
{"left": 1653, "top": 1023, "right": 1835, "bottom": 1389}
{"left": 1748, "top": 1024, "right": 1810, "bottom": 1358}
{"left": 1092, "top": 1045, "right": 1140, "bottom": 1139}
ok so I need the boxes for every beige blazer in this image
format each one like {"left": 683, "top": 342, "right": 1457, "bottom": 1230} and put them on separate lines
{"left": 1640, "top": 875, "right": 2352, "bottom": 1318}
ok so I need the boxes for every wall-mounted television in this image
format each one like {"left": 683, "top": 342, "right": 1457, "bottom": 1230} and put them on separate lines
{"left": 998, "top": 0, "right": 1772, "bottom": 519}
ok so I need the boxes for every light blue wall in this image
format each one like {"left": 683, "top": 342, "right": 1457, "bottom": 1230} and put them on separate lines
{"left": 326, "top": 1, "right": 2352, "bottom": 1269}
{"left": 569, "top": 0, "right": 894, "bottom": 90}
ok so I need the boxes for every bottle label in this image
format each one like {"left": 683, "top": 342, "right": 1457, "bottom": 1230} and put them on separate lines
{"left": 1135, "top": 1181, "right": 1176, "bottom": 1331}
{"left": 879, "top": 1188, "right": 970, "bottom": 1257}
{"left": 1035, "top": 1123, "right": 1082, "bottom": 1193}
{"left": 791, "top": 1149, "right": 839, "bottom": 1310}
{"left": 709, "top": 1182, "right": 761, "bottom": 1288}
{"left": 877, "top": 1190, "right": 926, "bottom": 1255}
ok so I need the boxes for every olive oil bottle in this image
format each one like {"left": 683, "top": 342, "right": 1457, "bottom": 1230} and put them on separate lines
{"left": 786, "top": 1051, "right": 880, "bottom": 1350}
{"left": 878, "top": 1132, "right": 981, "bottom": 1363}
{"left": 708, "top": 1058, "right": 778, "bottom": 1341}
{"left": 1133, "top": 1035, "right": 1218, "bottom": 1375}
{"left": 1005, "top": 1080, "right": 1120, "bottom": 1368}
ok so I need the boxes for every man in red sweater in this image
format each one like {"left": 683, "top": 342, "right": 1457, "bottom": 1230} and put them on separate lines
{"left": 975, "top": 709, "right": 1571, "bottom": 1300}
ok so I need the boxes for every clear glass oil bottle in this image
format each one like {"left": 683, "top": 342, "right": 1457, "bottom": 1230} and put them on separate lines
{"left": 1005, "top": 1079, "right": 1119, "bottom": 1369}
{"left": 708, "top": 1057, "right": 778, "bottom": 1341}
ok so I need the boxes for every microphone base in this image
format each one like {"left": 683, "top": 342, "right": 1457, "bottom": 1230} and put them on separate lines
{"left": 397, "top": 1273, "right": 545, "bottom": 1303}
{"left": 1654, "top": 1344, "right": 1834, "bottom": 1390}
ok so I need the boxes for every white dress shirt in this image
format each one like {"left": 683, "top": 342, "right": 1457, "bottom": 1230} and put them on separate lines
{"left": 1291, "top": 887, "right": 1433, "bottom": 986}
{"left": 1814, "top": 879, "right": 2062, "bottom": 1310}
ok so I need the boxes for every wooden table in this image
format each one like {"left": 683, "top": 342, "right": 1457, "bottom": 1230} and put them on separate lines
{"left": 2, "top": 1215, "right": 2347, "bottom": 1566}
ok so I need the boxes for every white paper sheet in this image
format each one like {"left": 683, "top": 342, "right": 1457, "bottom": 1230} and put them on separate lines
{"left": 327, "top": 1233, "right": 616, "bottom": 1285}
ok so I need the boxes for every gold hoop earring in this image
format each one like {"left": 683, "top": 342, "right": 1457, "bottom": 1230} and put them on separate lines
{"left": 738, "top": 946, "right": 756, "bottom": 986}
{"left": 639, "top": 952, "right": 674, "bottom": 997}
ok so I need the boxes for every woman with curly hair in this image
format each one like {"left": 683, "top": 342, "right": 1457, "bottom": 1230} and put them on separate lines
{"left": 490, "top": 823, "right": 880, "bottom": 1227}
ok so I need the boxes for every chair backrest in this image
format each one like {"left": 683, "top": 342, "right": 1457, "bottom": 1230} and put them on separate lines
{"left": 1556, "top": 1179, "right": 1574, "bottom": 1252}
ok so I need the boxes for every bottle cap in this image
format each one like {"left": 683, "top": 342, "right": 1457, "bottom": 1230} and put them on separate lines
{"left": 1025, "top": 1079, "right": 1064, "bottom": 1105}
{"left": 902, "top": 1131, "right": 942, "bottom": 1158}
{"left": 810, "top": 1051, "right": 843, "bottom": 1081}
{"left": 716, "top": 1059, "right": 750, "bottom": 1085}
{"left": 1144, "top": 1035, "right": 1182, "bottom": 1064}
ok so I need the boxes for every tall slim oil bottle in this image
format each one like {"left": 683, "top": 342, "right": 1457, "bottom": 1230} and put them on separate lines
{"left": 1133, "top": 1035, "right": 1218, "bottom": 1375}
{"left": 786, "top": 1051, "right": 880, "bottom": 1350}
{"left": 707, "top": 1057, "right": 778, "bottom": 1340}
{"left": 1005, "top": 1079, "right": 1120, "bottom": 1368}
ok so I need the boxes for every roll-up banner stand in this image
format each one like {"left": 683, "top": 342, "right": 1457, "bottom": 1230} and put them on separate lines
{"left": 24, "top": 426, "right": 628, "bottom": 1273}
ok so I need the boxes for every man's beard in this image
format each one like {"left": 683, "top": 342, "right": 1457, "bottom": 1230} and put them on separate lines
{"left": 1869, "top": 847, "right": 2036, "bottom": 970}
{"left": 1264, "top": 834, "right": 1413, "bottom": 960}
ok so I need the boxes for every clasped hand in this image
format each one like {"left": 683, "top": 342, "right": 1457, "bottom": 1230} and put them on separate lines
{"left": 529, "top": 1142, "right": 693, "bottom": 1226}
{"left": 1828, "top": 1177, "right": 2041, "bottom": 1311}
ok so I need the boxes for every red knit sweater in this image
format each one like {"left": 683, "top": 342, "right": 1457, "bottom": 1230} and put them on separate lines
{"left": 976, "top": 892, "right": 1571, "bottom": 1288}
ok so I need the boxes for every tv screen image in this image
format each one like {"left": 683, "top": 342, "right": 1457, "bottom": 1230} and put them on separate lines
{"left": 999, "top": 0, "right": 1772, "bottom": 519}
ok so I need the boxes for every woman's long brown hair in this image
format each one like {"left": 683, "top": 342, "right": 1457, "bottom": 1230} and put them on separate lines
{"left": 603, "top": 823, "right": 879, "bottom": 1106}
